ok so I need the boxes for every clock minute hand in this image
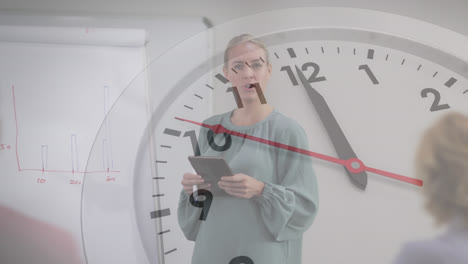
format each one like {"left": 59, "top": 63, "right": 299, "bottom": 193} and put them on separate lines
{"left": 295, "top": 65, "right": 368, "bottom": 190}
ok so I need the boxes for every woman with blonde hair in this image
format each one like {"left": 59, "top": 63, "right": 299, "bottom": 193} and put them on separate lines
{"left": 177, "top": 34, "right": 319, "bottom": 264}
{"left": 394, "top": 111, "right": 468, "bottom": 263}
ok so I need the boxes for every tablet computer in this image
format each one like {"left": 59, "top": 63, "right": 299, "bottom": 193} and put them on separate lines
{"left": 188, "top": 156, "right": 233, "bottom": 196}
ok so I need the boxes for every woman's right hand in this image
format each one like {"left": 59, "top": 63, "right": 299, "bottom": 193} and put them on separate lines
{"left": 181, "top": 172, "right": 211, "bottom": 196}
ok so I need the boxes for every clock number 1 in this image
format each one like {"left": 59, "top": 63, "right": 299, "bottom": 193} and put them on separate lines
{"left": 184, "top": 130, "right": 201, "bottom": 156}
{"left": 358, "top": 64, "right": 379, "bottom": 85}
{"left": 281, "top": 62, "right": 326, "bottom": 86}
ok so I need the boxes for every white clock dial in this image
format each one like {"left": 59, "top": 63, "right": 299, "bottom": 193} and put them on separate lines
{"left": 263, "top": 40, "right": 467, "bottom": 263}
{"left": 80, "top": 7, "right": 468, "bottom": 264}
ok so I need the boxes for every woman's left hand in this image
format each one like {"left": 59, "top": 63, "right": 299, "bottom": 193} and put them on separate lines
{"left": 218, "top": 173, "right": 265, "bottom": 199}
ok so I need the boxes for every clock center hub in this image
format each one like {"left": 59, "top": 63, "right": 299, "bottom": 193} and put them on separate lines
{"left": 345, "top": 158, "right": 366, "bottom": 173}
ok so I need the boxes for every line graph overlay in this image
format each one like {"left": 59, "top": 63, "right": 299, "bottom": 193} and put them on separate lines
{"left": 11, "top": 85, "right": 120, "bottom": 174}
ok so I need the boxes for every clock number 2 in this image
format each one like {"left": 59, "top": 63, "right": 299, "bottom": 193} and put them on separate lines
{"left": 189, "top": 189, "right": 213, "bottom": 221}
{"left": 420, "top": 88, "right": 451, "bottom": 112}
{"left": 184, "top": 130, "right": 232, "bottom": 156}
{"left": 281, "top": 62, "right": 326, "bottom": 86}
{"left": 229, "top": 256, "right": 254, "bottom": 264}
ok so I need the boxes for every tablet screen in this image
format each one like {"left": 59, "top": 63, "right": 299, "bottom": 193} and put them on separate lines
{"left": 188, "top": 156, "right": 233, "bottom": 196}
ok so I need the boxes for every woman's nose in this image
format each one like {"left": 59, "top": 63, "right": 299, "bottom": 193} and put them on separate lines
{"left": 241, "top": 65, "right": 255, "bottom": 78}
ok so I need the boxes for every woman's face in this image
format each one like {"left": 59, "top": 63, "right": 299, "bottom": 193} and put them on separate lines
{"left": 223, "top": 42, "right": 272, "bottom": 105}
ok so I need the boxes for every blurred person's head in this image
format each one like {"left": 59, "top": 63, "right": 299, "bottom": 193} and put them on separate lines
{"left": 414, "top": 111, "right": 468, "bottom": 228}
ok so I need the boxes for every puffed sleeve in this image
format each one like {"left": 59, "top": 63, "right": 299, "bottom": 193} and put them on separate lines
{"left": 253, "top": 122, "right": 319, "bottom": 241}
{"left": 177, "top": 124, "right": 210, "bottom": 241}
{"left": 177, "top": 189, "right": 201, "bottom": 241}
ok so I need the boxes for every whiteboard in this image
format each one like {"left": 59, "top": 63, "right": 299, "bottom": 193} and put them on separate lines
{"left": 0, "top": 40, "right": 146, "bottom": 263}
{"left": 0, "top": 17, "right": 209, "bottom": 264}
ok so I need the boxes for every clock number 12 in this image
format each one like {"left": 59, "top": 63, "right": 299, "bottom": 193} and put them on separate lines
{"left": 281, "top": 62, "right": 326, "bottom": 86}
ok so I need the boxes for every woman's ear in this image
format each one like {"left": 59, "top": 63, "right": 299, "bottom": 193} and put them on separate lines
{"left": 267, "top": 62, "right": 272, "bottom": 75}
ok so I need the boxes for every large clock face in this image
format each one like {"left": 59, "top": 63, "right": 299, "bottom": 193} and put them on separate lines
{"left": 80, "top": 7, "right": 468, "bottom": 264}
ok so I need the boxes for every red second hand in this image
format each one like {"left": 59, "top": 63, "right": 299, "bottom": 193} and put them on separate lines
{"left": 175, "top": 117, "right": 423, "bottom": 187}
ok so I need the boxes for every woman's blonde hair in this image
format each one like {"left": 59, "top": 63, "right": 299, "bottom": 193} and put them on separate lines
{"left": 414, "top": 111, "right": 468, "bottom": 228}
{"left": 223, "top": 34, "right": 270, "bottom": 69}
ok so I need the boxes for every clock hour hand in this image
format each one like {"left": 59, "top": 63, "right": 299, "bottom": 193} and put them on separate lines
{"left": 295, "top": 65, "right": 368, "bottom": 190}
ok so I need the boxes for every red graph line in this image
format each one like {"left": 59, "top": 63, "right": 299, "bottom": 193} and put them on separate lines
{"left": 22, "top": 169, "right": 120, "bottom": 174}
{"left": 12, "top": 85, "right": 21, "bottom": 172}
{"left": 11, "top": 85, "right": 119, "bottom": 174}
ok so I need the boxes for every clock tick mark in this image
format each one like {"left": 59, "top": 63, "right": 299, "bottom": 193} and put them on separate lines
{"left": 150, "top": 208, "right": 170, "bottom": 219}
{"left": 367, "top": 49, "right": 374, "bottom": 59}
{"left": 305, "top": 47, "right": 309, "bottom": 54}
{"left": 245, "top": 61, "right": 251, "bottom": 68}
{"left": 337, "top": 47, "right": 340, "bottom": 54}
{"left": 158, "top": 229, "right": 170, "bottom": 235}
{"left": 155, "top": 160, "right": 167, "bottom": 164}
{"left": 215, "top": 73, "right": 229, "bottom": 84}
{"left": 206, "top": 84, "right": 214, "bottom": 90}
{"left": 287, "top": 48, "right": 296, "bottom": 58}
{"left": 194, "top": 94, "right": 203, "bottom": 99}
{"left": 353, "top": 48, "right": 356, "bottom": 55}
{"left": 274, "top": 52, "right": 279, "bottom": 59}
{"left": 184, "top": 105, "right": 193, "bottom": 110}
{"left": 321, "top": 47, "right": 325, "bottom": 54}
{"left": 385, "top": 54, "right": 389, "bottom": 61}
{"left": 463, "top": 89, "right": 468, "bottom": 94}
{"left": 163, "top": 128, "right": 181, "bottom": 137}
{"left": 152, "top": 194, "right": 164, "bottom": 197}
{"left": 433, "top": 71, "right": 438, "bottom": 77}
{"left": 444, "top": 77, "right": 457, "bottom": 88}
{"left": 401, "top": 59, "right": 406, "bottom": 65}
{"left": 417, "top": 65, "right": 422, "bottom": 71}
{"left": 259, "top": 56, "right": 265, "bottom": 63}
{"left": 153, "top": 177, "right": 165, "bottom": 180}
{"left": 231, "top": 68, "right": 238, "bottom": 74}
{"left": 160, "top": 145, "right": 171, "bottom": 148}
{"left": 165, "top": 248, "right": 177, "bottom": 255}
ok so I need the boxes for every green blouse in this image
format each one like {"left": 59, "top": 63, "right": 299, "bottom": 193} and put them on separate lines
{"left": 177, "top": 108, "right": 319, "bottom": 264}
